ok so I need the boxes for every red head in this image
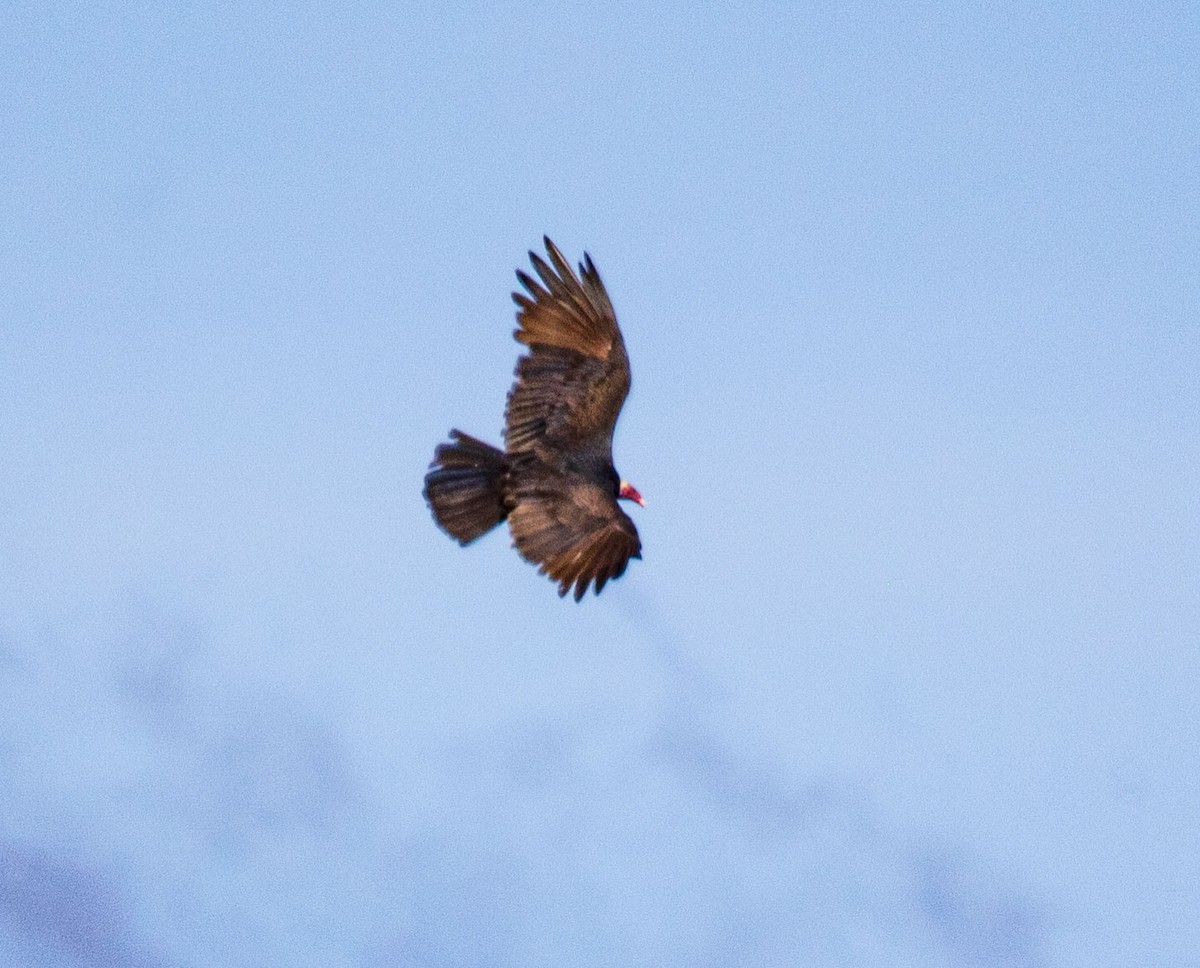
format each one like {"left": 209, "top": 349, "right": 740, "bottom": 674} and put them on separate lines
{"left": 618, "top": 480, "right": 645, "bottom": 507}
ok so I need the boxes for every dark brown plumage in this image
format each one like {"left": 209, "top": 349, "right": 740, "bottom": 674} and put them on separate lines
{"left": 423, "top": 238, "right": 642, "bottom": 601}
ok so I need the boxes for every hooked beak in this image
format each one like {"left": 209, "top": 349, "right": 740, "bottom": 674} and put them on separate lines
{"left": 618, "top": 480, "right": 645, "bottom": 507}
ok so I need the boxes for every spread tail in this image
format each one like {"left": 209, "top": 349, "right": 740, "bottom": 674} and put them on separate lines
{"left": 423, "top": 430, "right": 508, "bottom": 545}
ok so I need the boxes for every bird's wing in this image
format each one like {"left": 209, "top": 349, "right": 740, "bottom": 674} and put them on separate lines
{"left": 504, "top": 237, "right": 631, "bottom": 455}
{"left": 507, "top": 466, "right": 642, "bottom": 601}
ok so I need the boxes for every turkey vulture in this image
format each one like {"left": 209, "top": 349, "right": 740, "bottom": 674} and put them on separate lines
{"left": 423, "top": 237, "right": 643, "bottom": 601}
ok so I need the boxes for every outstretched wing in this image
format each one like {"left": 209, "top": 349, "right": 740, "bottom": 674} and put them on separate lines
{"left": 504, "top": 237, "right": 631, "bottom": 456}
{"left": 507, "top": 465, "right": 641, "bottom": 601}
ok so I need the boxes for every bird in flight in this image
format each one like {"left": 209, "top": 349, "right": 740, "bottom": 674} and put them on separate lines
{"left": 423, "top": 237, "right": 643, "bottom": 601}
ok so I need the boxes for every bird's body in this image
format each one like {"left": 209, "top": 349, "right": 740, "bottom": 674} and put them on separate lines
{"left": 423, "top": 238, "right": 643, "bottom": 601}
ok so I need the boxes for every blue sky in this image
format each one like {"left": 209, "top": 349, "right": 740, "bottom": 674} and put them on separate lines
{"left": 2, "top": 1, "right": 1198, "bottom": 965}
